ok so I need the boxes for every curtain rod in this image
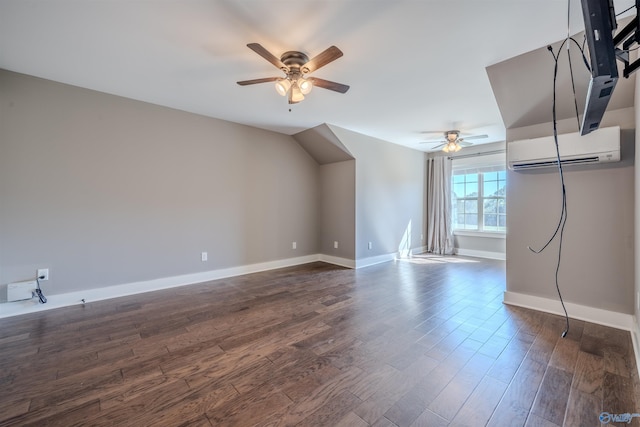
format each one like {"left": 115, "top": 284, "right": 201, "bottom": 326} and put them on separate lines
{"left": 448, "top": 149, "right": 505, "bottom": 160}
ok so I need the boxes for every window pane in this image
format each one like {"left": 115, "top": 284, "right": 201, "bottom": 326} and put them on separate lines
{"left": 465, "top": 182, "right": 478, "bottom": 197}
{"left": 453, "top": 183, "right": 465, "bottom": 198}
{"left": 466, "top": 173, "right": 478, "bottom": 183}
{"left": 498, "top": 170, "right": 506, "bottom": 180}
{"left": 498, "top": 215, "right": 507, "bottom": 227}
{"left": 453, "top": 174, "right": 465, "bottom": 184}
{"left": 484, "top": 214, "right": 497, "bottom": 227}
{"left": 484, "top": 180, "right": 498, "bottom": 196}
{"left": 498, "top": 199, "right": 506, "bottom": 213}
{"left": 465, "top": 214, "right": 478, "bottom": 227}
{"left": 483, "top": 199, "right": 497, "bottom": 214}
{"left": 485, "top": 172, "right": 498, "bottom": 181}
{"left": 465, "top": 199, "right": 478, "bottom": 213}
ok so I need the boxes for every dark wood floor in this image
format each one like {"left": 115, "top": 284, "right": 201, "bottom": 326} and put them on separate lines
{"left": 1, "top": 256, "right": 639, "bottom": 426}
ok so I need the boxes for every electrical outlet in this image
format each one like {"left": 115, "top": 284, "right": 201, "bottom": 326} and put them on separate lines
{"left": 334, "top": 241, "right": 339, "bottom": 249}
{"left": 37, "top": 268, "right": 49, "bottom": 281}
{"left": 201, "top": 252, "right": 208, "bottom": 262}
{"left": 292, "top": 241, "right": 297, "bottom": 249}
{"left": 368, "top": 242, "right": 372, "bottom": 250}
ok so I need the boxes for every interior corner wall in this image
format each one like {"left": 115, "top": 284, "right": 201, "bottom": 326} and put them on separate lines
{"left": 635, "top": 69, "right": 640, "bottom": 329}
{"left": 0, "top": 69, "right": 320, "bottom": 297}
{"left": 327, "top": 125, "right": 426, "bottom": 260}
{"left": 429, "top": 141, "right": 508, "bottom": 259}
{"left": 506, "top": 108, "right": 635, "bottom": 314}
{"left": 319, "top": 160, "right": 356, "bottom": 258}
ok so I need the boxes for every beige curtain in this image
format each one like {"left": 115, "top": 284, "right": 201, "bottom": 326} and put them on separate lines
{"left": 426, "top": 156, "right": 454, "bottom": 255}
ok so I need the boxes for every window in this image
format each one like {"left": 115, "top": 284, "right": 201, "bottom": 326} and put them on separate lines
{"left": 452, "top": 154, "right": 506, "bottom": 233}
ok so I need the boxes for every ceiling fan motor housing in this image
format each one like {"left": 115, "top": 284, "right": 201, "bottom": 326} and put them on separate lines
{"left": 446, "top": 130, "right": 460, "bottom": 142}
{"left": 281, "top": 51, "right": 310, "bottom": 73}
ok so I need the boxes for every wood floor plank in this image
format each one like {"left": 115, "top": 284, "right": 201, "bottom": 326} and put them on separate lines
{"left": 548, "top": 336, "right": 580, "bottom": 373}
{"left": 525, "top": 413, "right": 560, "bottom": 427}
{"left": 353, "top": 368, "right": 418, "bottom": 424}
{"left": 23, "top": 399, "right": 101, "bottom": 427}
{"left": 530, "top": 366, "right": 573, "bottom": 425}
{"left": 296, "top": 390, "right": 362, "bottom": 426}
{"left": 348, "top": 363, "right": 399, "bottom": 401}
{"left": 427, "top": 352, "right": 496, "bottom": 421}
{"left": 604, "top": 346, "right": 635, "bottom": 379}
{"left": 572, "top": 351, "right": 604, "bottom": 396}
{"left": 486, "top": 332, "right": 535, "bottom": 384}
{"left": 486, "top": 358, "right": 547, "bottom": 426}
{"left": 563, "top": 387, "right": 602, "bottom": 427}
{"left": 277, "top": 366, "right": 365, "bottom": 426}
{"left": 602, "top": 372, "right": 640, "bottom": 427}
{"left": 410, "top": 409, "right": 449, "bottom": 427}
{"left": 335, "top": 411, "right": 369, "bottom": 427}
{"left": 449, "top": 376, "right": 508, "bottom": 427}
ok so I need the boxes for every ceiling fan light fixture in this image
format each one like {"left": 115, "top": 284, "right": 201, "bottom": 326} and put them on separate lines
{"left": 442, "top": 141, "right": 462, "bottom": 153}
{"left": 275, "top": 78, "right": 291, "bottom": 96}
{"left": 289, "top": 82, "right": 305, "bottom": 104}
{"left": 298, "top": 77, "right": 313, "bottom": 95}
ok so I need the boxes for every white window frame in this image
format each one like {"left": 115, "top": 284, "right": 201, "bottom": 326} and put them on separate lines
{"left": 452, "top": 152, "right": 506, "bottom": 235}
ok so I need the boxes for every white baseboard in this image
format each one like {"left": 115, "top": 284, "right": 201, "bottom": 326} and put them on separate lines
{"left": 631, "top": 316, "right": 640, "bottom": 380}
{"left": 0, "top": 254, "right": 354, "bottom": 319}
{"left": 503, "top": 291, "right": 634, "bottom": 331}
{"left": 355, "top": 253, "right": 396, "bottom": 269}
{"left": 455, "top": 248, "right": 506, "bottom": 261}
{"left": 318, "top": 254, "right": 356, "bottom": 269}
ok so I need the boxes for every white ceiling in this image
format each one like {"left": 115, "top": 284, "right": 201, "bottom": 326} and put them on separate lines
{"left": 0, "top": 0, "right": 635, "bottom": 151}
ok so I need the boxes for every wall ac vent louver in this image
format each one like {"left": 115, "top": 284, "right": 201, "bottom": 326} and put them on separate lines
{"left": 508, "top": 126, "right": 620, "bottom": 171}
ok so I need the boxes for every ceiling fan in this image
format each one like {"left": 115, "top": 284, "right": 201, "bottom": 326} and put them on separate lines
{"left": 237, "top": 43, "right": 350, "bottom": 104}
{"left": 420, "top": 130, "right": 488, "bottom": 152}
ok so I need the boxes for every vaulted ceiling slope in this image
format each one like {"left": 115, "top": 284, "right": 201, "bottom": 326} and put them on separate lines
{"left": 0, "top": 1, "right": 636, "bottom": 151}
{"left": 487, "top": 19, "right": 636, "bottom": 131}
{"left": 294, "top": 124, "right": 354, "bottom": 165}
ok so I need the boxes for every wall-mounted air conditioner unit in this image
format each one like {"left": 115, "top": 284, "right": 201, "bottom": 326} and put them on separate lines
{"left": 507, "top": 126, "right": 620, "bottom": 171}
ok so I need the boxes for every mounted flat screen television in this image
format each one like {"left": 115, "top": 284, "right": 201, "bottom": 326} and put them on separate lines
{"left": 580, "top": 0, "right": 619, "bottom": 135}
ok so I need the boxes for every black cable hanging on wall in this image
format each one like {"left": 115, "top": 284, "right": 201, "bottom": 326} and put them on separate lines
{"left": 526, "top": 0, "right": 594, "bottom": 339}
{"left": 527, "top": 43, "right": 570, "bottom": 338}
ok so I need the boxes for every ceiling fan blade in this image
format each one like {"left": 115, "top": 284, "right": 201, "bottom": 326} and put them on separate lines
{"left": 302, "top": 46, "right": 343, "bottom": 73}
{"left": 432, "top": 143, "right": 446, "bottom": 150}
{"left": 308, "top": 77, "right": 350, "bottom": 93}
{"left": 459, "top": 141, "right": 474, "bottom": 147}
{"left": 246, "top": 43, "right": 287, "bottom": 71}
{"left": 237, "top": 77, "right": 280, "bottom": 86}
{"left": 461, "top": 134, "right": 489, "bottom": 141}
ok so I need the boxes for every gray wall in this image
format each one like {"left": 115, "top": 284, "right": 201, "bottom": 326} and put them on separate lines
{"left": 0, "top": 69, "right": 320, "bottom": 296}
{"left": 329, "top": 125, "right": 426, "bottom": 259}
{"left": 506, "top": 108, "right": 635, "bottom": 314}
{"left": 319, "top": 161, "right": 356, "bottom": 258}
